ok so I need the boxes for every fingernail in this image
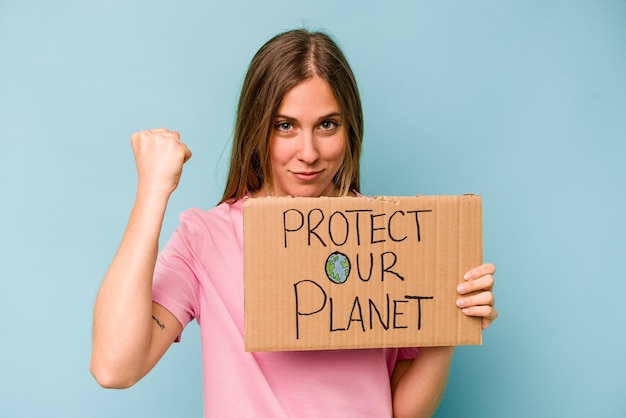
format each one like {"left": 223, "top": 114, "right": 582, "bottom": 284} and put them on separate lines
{"left": 456, "top": 299, "right": 465, "bottom": 308}
{"left": 457, "top": 284, "right": 466, "bottom": 294}
{"left": 464, "top": 272, "right": 472, "bottom": 280}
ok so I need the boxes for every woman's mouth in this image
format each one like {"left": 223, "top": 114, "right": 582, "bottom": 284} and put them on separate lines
{"left": 292, "top": 170, "right": 322, "bottom": 182}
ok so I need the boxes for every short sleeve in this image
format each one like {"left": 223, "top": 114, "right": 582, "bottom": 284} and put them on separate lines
{"left": 397, "top": 347, "right": 420, "bottom": 360}
{"left": 152, "top": 210, "right": 205, "bottom": 339}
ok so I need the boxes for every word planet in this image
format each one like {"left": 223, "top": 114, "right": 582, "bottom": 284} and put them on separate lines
{"left": 325, "top": 252, "right": 351, "bottom": 284}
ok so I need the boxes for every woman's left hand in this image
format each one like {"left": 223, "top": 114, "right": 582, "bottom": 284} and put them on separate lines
{"left": 456, "top": 263, "right": 498, "bottom": 329}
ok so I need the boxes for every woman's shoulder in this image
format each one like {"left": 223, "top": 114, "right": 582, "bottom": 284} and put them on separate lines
{"left": 179, "top": 198, "right": 244, "bottom": 226}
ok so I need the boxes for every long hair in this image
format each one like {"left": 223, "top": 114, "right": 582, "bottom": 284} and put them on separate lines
{"left": 220, "top": 29, "right": 363, "bottom": 204}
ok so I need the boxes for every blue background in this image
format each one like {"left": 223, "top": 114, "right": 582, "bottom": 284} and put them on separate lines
{"left": 1, "top": 1, "right": 624, "bottom": 417}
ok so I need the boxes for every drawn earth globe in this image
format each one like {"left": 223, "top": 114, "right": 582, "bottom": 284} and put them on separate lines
{"left": 325, "top": 252, "right": 351, "bottom": 284}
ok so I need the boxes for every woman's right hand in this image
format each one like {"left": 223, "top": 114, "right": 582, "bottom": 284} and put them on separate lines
{"left": 131, "top": 128, "right": 192, "bottom": 196}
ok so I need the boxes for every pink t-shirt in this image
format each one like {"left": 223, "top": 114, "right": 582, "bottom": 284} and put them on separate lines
{"left": 153, "top": 198, "right": 418, "bottom": 417}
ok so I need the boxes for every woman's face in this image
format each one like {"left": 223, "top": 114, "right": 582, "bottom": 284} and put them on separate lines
{"left": 261, "top": 76, "right": 346, "bottom": 198}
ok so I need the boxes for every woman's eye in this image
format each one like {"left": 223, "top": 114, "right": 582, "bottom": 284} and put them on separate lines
{"left": 276, "top": 122, "right": 292, "bottom": 131}
{"left": 320, "top": 120, "right": 337, "bottom": 130}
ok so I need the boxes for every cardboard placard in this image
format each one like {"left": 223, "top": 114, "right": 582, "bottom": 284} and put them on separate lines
{"left": 244, "top": 195, "right": 482, "bottom": 352}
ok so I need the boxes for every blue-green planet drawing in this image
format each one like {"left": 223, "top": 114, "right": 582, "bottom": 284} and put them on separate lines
{"left": 325, "top": 251, "right": 351, "bottom": 284}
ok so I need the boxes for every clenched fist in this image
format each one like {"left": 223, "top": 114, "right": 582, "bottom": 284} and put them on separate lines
{"left": 130, "top": 128, "right": 192, "bottom": 196}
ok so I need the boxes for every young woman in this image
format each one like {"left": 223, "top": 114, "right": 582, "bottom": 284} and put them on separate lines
{"left": 91, "top": 29, "right": 497, "bottom": 418}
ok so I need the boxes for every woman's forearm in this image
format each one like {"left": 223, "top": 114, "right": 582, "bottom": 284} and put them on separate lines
{"left": 392, "top": 347, "right": 455, "bottom": 418}
{"left": 90, "top": 188, "right": 169, "bottom": 387}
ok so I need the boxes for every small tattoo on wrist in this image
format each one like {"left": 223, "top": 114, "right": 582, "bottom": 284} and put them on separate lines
{"left": 152, "top": 315, "right": 166, "bottom": 330}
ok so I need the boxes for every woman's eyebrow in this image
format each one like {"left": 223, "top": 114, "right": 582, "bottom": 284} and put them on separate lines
{"left": 318, "top": 112, "right": 342, "bottom": 119}
{"left": 315, "top": 112, "right": 342, "bottom": 125}
{"left": 274, "top": 112, "right": 342, "bottom": 121}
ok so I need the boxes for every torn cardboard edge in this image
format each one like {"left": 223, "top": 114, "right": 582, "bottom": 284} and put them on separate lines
{"left": 244, "top": 195, "right": 483, "bottom": 352}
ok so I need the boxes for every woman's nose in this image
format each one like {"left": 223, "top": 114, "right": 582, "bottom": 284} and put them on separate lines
{"left": 297, "top": 132, "right": 319, "bottom": 164}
